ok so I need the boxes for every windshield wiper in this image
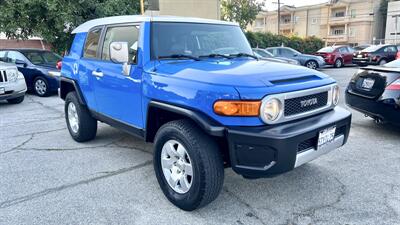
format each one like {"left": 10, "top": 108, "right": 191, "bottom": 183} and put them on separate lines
{"left": 199, "top": 54, "right": 232, "bottom": 59}
{"left": 158, "top": 54, "right": 201, "bottom": 61}
{"left": 229, "top": 53, "right": 258, "bottom": 60}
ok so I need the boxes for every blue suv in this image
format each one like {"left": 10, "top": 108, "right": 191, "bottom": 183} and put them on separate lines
{"left": 0, "top": 49, "right": 62, "bottom": 96}
{"left": 60, "top": 16, "right": 351, "bottom": 211}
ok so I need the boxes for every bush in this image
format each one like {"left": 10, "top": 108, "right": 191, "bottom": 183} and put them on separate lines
{"left": 246, "top": 31, "right": 325, "bottom": 54}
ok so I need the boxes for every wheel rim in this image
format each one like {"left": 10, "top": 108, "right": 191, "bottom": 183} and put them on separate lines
{"left": 307, "top": 61, "right": 317, "bottom": 69}
{"left": 35, "top": 79, "right": 47, "bottom": 95}
{"left": 161, "top": 140, "right": 193, "bottom": 194}
{"left": 67, "top": 102, "right": 79, "bottom": 134}
{"left": 336, "top": 60, "right": 342, "bottom": 67}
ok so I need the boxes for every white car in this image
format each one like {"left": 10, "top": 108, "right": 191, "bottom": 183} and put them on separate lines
{"left": 0, "top": 62, "right": 27, "bottom": 104}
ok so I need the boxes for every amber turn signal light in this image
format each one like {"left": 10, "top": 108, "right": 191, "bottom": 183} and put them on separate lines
{"left": 213, "top": 101, "right": 261, "bottom": 116}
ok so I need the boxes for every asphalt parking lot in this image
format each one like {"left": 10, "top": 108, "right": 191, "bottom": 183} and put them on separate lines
{"left": 1, "top": 67, "right": 399, "bottom": 225}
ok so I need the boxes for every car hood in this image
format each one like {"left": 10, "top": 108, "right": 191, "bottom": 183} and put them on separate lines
{"left": 153, "top": 59, "right": 335, "bottom": 98}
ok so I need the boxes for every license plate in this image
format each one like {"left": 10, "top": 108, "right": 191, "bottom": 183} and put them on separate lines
{"left": 318, "top": 126, "right": 336, "bottom": 149}
{"left": 357, "top": 55, "right": 363, "bottom": 58}
{"left": 0, "top": 87, "right": 4, "bottom": 95}
{"left": 362, "top": 78, "right": 375, "bottom": 89}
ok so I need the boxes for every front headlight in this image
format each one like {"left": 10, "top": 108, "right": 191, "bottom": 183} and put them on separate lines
{"left": 260, "top": 98, "right": 282, "bottom": 123}
{"left": 6, "top": 68, "right": 18, "bottom": 82}
{"left": 17, "top": 72, "right": 25, "bottom": 80}
{"left": 332, "top": 85, "right": 340, "bottom": 106}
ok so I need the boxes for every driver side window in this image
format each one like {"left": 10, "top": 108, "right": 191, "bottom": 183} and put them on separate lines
{"left": 101, "top": 25, "right": 140, "bottom": 64}
{"left": 281, "top": 48, "right": 294, "bottom": 57}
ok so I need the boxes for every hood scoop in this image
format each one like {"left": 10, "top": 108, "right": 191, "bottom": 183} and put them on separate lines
{"left": 268, "top": 75, "right": 322, "bottom": 86}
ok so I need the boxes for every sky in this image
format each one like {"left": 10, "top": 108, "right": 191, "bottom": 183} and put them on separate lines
{"left": 263, "top": 0, "right": 329, "bottom": 11}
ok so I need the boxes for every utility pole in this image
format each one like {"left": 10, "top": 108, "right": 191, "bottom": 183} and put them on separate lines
{"left": 140, "top": 0, "right": 145, "bottom": 15}
{"left": 272, "top": 0, "right": 284, "bottom": 35}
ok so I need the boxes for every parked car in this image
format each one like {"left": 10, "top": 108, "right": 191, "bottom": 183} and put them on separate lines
{"left": 314, "top": 46, "right": 354, "bottom": 68}
{"left": 353, "top": 44, "right": 371, "bottom": 52}
{"left": 0, "top": 61, "right": 27, "bottom": 104}
{"left": 352, "top": 45, "right": 399, "bottom": 66}
{"left": 346, "top": 59, "right": 400, "bottom": 125}
{"left": 60, "top": 15, "right": 351, "bottom": 211}
{"left": 0, "top": 49, "right": 62, "bottom": 96}
{"left": 266, "top": 47, "right": 326, "bottom": 69}
{"left": 253, "top": 48, "right": 300, "bottom": 65}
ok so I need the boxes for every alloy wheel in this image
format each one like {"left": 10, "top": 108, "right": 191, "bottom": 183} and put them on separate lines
{"left": 161, "top": 140, "right": 193, "bottom": 194}
{"left": 35, "top": 79, "right": 47, "bottom": 96}
{"left": 67, "top": 102, "right": 79, "bottom": 134}
{"left": 306, "top": 61, "right": 317, "bottom": 69}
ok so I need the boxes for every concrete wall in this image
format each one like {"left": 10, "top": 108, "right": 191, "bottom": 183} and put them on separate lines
{"left": 385, "top": 1, "right": 400, "bottom": 43}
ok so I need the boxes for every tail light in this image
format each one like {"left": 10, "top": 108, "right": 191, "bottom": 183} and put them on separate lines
{"left": 396, "top": 52, "right": 400, "bottom": 60}
{"left": 56, "top": 60, "right": 62, "bottom": 70}
{"left": 386, "top": 79, "right": 400, "bottom": 90}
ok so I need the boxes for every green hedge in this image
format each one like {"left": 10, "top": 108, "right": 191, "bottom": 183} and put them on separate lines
{"left": 246, "top": 32, "right": 325, "bottom": 54}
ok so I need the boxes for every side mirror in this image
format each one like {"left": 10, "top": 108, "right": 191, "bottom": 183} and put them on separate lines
{"left": 15, "top": 59, "right": 27, "bottom": 67}
{"left": 110, "top": 42, "right": 129, "bottom": 64}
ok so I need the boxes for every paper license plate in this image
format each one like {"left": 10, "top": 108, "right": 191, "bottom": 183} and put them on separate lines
{"left": 362, "top": 78, "right": 375, "bottom": 89}
{"left": 318, "top": 126, "right": 336, "bottom": 149}
{"left": 0, "top": 87, "right": 4, "bottom": 95}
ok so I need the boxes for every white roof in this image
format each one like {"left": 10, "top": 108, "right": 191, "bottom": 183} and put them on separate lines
{"left": 72, "top": 15, "right": 238, "bottom": 34}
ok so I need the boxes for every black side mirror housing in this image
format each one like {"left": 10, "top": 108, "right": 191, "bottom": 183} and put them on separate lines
{"left": 15, "top": 59, "right": 27, "bottom": 67}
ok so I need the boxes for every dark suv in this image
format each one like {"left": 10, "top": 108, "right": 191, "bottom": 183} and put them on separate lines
{"left": 0, "top": 49, "right": 62, "bottom": 96}
{"left": 352, "top": 45, "right": 399, "bottom": 66}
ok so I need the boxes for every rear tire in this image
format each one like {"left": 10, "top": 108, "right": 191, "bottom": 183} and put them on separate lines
{"left": 7, "top": 95, "right": 24, "bottom": 104}
{"left": 153, "top": 119, "right": 224, "bottom": 211}
{"left": 65, "top": 91, "right": 97, "bottom": 142}
{"left": 334, "top": 58, "right": 343, "bottom": 68}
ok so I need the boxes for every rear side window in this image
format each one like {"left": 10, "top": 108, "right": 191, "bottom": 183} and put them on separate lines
{"left": 101, "top": 25, "right": 140, "bottom": 64}
{"left": 84, "top": 28, "right": 102, "bottom": 59}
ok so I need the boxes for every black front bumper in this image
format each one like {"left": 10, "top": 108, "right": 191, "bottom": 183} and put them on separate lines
{"left": 226, "top": 107, "right": 351, "bottom": 178}
{"left": 345, "top": 90, "right": 400, "bottom": 125}
{"left": 0, "top": 90, "right": 26, "bottom": 101}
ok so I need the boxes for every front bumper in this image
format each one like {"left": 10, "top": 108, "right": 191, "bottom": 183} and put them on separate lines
{"left": 226, "top": 107, "right": 351, "bottom": 178}
{"left": 0, "top": 79, "right": 27, "bottom": 101}
{"left": 345, "top": 90, "right": 400, "bottom": 125}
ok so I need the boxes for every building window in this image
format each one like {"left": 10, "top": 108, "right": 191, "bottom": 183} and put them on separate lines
{"left": 331, "top": 26, "right": 346, "bottom": 36}
{"left": 332, "top": 9, "right": 346, "bottom": 18}
{"left": 312, "top": 18, "right": 318, "bottom": 24}
{"left": 281, "top": 15, "right": 291, "bottom": 24}
{"left": 350, "top": 9, "right": 356, "bottom": 18}
{"left": 255, "top": 18, "right": 264, "bottom": 28}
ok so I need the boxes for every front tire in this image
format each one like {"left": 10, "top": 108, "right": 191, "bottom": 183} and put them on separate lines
{"left": 7, "top": 95, "right": 25, "bottom": 104}
{"left": 65, "top": 92, "right": 97, "bottom": 142}
{"left": 305, "top": 60, "right": 318, "bottom": 70}
{"left": 153, "top": 119, "right": 224, "bottom": 211}
{"left": 33, "top": 77, "right": 50, "bottom": 97}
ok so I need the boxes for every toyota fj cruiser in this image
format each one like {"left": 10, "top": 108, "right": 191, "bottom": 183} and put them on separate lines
{"left": 60, "top": 16, "right": 352, "bottom": 211}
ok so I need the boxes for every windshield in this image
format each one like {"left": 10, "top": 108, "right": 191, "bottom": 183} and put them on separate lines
{"left": 383, "top": 59, "right": 400, "bottom": 68}
{"left": 318, "top": 47, "right": 335, "bottom": 53}
{"left": 151, "top": 22, "right": 253, "bottom": 59}
{"left": 362, "top": 45, "right": 381, "bottom": 53}
{"left": 254, "top": 49, "right": 273, "bottom": 58}
{"left": 23, "top": 51, "right": 62, "bottom": 65}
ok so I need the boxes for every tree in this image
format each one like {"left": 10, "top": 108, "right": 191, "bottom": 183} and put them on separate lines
{"left": 0, "top": 0, "right": 141, "bottom": 53}
{"left": 221, "top": 0, "right": 264, "bottom": 30}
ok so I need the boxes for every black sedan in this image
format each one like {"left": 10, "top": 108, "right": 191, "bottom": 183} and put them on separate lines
{"left": 346, "top": 60, "right": 400, "bottom": 125}
{"left": 352, "top": 44, "right": 399, "bottom": 66}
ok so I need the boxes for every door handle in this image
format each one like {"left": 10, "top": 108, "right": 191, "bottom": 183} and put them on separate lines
{"left": 92, "top": 71, "right": 103, "bottom": 77}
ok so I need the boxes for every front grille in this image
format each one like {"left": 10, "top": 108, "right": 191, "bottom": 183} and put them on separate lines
{"left": 0, "top": 70, "right": 8, "bottom": 83}
{"left": 284, "top": 92, "right": 328, "bottom": 116}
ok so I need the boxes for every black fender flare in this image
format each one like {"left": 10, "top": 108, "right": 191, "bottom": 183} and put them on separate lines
{"left": 146, "top": 101, "right": 226, "bottom": 139}
{"left": 60, "top": 77, "right": 86, "bottom": 105}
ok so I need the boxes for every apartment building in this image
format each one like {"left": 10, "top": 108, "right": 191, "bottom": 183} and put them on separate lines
{"left": 249, "top": 0, "right": 385, "bottom": 46}
{"left": 385, "top": 1, "right": 400, "bottom": 44}
{"left": 145, "top": 0, "right": 220, "bottom": 20}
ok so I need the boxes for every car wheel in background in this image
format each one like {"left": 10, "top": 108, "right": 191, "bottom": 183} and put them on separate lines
{"left": 305, "top": 60, "right": 318, "bottom": 70}
{"left": 334, "top": 59, "right": 343, "bottom": 68}
{"left": 379, "top": 59, "right": 387, "bottom": 66}
{"left": 153, "top": 119, "right": 224, "bottom": 211}
{"left": 33, "top": 77, "right": 50, "bottom": 97}
{"left": 7, "top": 95, "right": 25, "bottom": 104}
{"left": 65, "top": 91, "right": 97, "bottom": 142}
